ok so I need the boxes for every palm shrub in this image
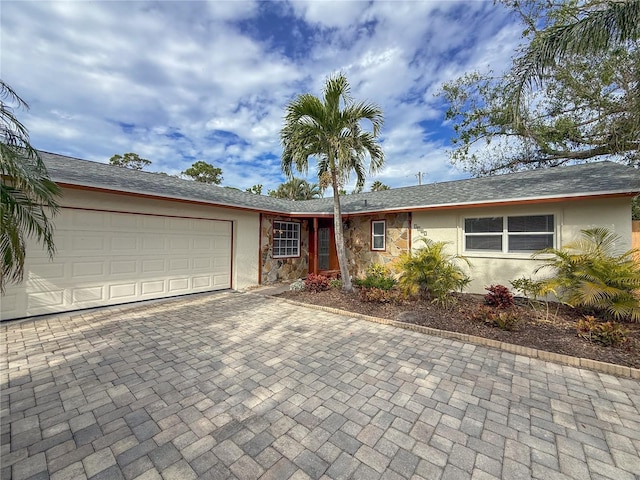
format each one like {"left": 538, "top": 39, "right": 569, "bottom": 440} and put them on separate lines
{"left": 395, "top": 239, "right": 471, "bottom": 307}
{"left": 534, "top": 228, "right": 640, "bottom": 322}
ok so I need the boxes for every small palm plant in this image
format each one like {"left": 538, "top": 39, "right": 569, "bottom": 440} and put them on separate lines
{"left": 534, "top": 228, "right": 640, "bottom": 322}
{"left": 395, "top": 239, "right": 471, "bottom": 307}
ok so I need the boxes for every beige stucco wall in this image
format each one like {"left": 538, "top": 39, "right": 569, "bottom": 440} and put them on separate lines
{"left": 53, "top": 187, "right": 261, "bottom": 289}
{"left": 261, "top": 215, "right": 309, "bottom": 283}
{"left": 344, "top": 213, "right": 410, "bottom": 278}
{"left": 411, "top": 197, "right": 633, "bottom": 294}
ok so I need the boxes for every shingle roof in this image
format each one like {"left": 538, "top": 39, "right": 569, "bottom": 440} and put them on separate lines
{"left": 41, "top": 151, "right": 640, "bottom": 216}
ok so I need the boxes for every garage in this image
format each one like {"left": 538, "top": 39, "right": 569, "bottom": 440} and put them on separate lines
{"left": 1, "top": 207, "right": 232, "bottom": 320}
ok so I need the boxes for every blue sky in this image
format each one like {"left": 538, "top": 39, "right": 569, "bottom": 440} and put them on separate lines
{"left": 2, "top": 1, "right": 523, "bottom": 192}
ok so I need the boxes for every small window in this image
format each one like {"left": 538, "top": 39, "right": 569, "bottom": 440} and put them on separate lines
{"left": 507, "top": 215, "right": 554, "bottom": 251}
{"left": 465, "top": 215, "right": 554, "bottom": 253}
{"left": 464, "top": 217, "right": 503, "bottom": 251}
{"left": 273, "top": 221, "right": 300, "bottom": 258}
{"left": 371, "top": 220, "right": 386, "bottom": 251}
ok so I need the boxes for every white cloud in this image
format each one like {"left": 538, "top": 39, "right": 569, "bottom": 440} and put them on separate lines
{"left": 2, "top": 0, "right": 525, "bottom": 192}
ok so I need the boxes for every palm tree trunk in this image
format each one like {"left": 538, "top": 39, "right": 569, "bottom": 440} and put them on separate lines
{"left": 331, "top": 169, "right": 353, "bottom": 291}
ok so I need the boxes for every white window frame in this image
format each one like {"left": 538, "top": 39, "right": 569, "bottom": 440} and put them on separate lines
{"left": 272, "top": 221, "right": 300, "bottom": 258}
{"left": 464, "top": 214, "right": 555, "bottom": 254}
{"left": 371, "top": 220, "right": 386, "bottom": 251}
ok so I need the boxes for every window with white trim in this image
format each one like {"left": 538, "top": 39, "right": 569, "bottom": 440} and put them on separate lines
{"left": 273, "top": 221, "right": 300, "bottom": 258}
{"left": 371, "top": 220, "right": 386, "bottom": 251}
{"left": 464, "top": 215, "right": 554, "bottom": 253}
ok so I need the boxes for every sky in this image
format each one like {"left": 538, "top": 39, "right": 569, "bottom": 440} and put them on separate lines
{"left": 1, "top": 0, "right": 525, "bottom": 193}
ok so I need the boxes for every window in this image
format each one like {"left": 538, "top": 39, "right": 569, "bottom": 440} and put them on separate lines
{"left": 371, "top": 220, "right": 386, "bottom": 251}
{"left": 273, "top": 221, "right": 300, "bottom": 258}
{"left": 464, "top": 215, "right": 554, "bottom": 253}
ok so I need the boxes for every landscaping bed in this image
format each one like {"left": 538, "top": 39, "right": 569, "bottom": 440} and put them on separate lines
{"left": 277, "top": 288, "right": 640, "bottom": 369}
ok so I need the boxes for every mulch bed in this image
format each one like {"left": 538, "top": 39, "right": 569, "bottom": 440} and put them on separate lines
{"left": 277, "top": 289, "right": 640, "bottom": 369}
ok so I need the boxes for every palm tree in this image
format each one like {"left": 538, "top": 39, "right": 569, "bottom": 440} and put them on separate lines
{"left": 534, "top": 228, "right": 640, "bottom": 322}
{"left": 268, "top": 178, "right": 322, "bottom": 200}
{"left": 371, "top": 180, "right": 390, "bottom": 192}
{"left": 1, "top": 80, "right": 60, "bottom": 292}
{"left": 511, "top": 0, "right": 640, "bottom": 115}
{"left": 281, "top": 73, "right": 384, "bottom": 291}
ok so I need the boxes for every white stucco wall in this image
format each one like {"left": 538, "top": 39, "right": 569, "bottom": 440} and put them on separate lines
{"left": 411, "top": 197, "right": 633, "bottom": 294}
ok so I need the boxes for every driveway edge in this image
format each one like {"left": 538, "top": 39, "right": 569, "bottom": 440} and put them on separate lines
{"left": 266, "top": 294, "right": 640, "bottom": 379}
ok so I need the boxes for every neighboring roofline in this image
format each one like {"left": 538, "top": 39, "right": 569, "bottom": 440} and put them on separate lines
{"left": 58, "top": 182, "right": 636, "bottom": 218}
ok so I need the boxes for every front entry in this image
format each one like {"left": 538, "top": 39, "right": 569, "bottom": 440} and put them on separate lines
{"left": 318, "top": 227, "right": 331, "bottom": 270}
{"left": 309, "top": 218, "right": 339, "bottom": 276}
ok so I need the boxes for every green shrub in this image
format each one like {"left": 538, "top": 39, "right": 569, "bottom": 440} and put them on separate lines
{"left": 484, "top": 285, "right": 514, "bottom": 309}
{"left": 535, "top": 228, "right": 640, "bottom": 322}
{"left": 304, "top": 273, "right": 330, "bottom": 293}
{"left": 510, "top": 277, "right": 545, "bottom": 300}
{"left": 328, "top": 278, "right": 343, "bottom": 289}
{"left": 355, "top": 263, "right": 397, "bottom": 290}
{"left": 576, "top": 315, "right": 629, "bottom": 347}
{"left": 395, "top": 239, "right": 470, "bottom": 307}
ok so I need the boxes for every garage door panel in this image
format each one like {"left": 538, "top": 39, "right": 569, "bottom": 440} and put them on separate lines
{"left": 72, "top": 286, "right": 105, "bottom": 303}
{"left": 168, "top": 237, "right": 191, "bottom": 250}
{"left": 109, "top": 283, "right": 137, "bottom": 300}
{"left": 213, "top": 274, "right": 230, "bottom": 287}
{"left": 192, "top": 257, "right": 213, "bottom": 269}
{"left": 142, "top": 237, "right": 166, "bottom": 250}
{"left": 141, "top": 280, "right": 165, "bottom": 295}
{"left": 30, "top": 290, "right": 65, "bottom": 308}
{"left": 192, "top": 276, "right": 212, "bottom": 289}
{"left": 110, "top": 236, "right": 139, "bottom": 252}
{"left": 142, "top": 259, "right": 165, "bottom": 273}
{"left": 28, "top": 263, "right": 66, "bottom": 281}
{"left": 214, "top": 238, "right": 231, "bottom": 249}
{"left": 168, "top": 258, "right": 190, "bottom": 272}
{"left": 72, "top": 235, "right": 107, "bottom": 253}
{"left": 192, "top": 238, "right": 215, "bottom": 250}
{"left": 168, "top": 278, "right": 189, "bottom": 292}
{"left": 72, "top": 261, "right": 105, "bottom": 278}
{"left": 2, "top": 209, "right": 233, "bottom": 320}
{"left": 110, "top": 260, "right": 138, "bottom": 275}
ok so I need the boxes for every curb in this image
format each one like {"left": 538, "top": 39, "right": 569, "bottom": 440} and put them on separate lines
{"left": 263, "top": 294, "right": 640, "bottom": 380}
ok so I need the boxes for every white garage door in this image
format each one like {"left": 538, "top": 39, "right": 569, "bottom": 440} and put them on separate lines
{"left": 1, "top": 208, "right": 232, "bottom": 320}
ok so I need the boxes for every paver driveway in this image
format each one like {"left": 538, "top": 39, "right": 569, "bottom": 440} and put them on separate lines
{"left": 2, "top": 292, "right": 640, "bottom": 480}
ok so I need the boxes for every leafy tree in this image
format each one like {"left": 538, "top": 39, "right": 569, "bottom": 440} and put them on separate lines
{"left": 246, "top": 184, "right": 263, "bottom": 195}
{"left": 441, "top": 0, "right": 640, "bottom": 176}
{"left": 268, "top": 178, "right": 322, "bottom": 200}
{"left": 281, "top": 73, "right": 384, "bottom": 291}
{"left": 109, "top": 152, "right": 151, "bottom": 170}
{"left": 534, "top": 228, "right": 640, "bottom": 322}
{"left": 1, "top": 80, "right": 60, "bottom": 292}
{"left": 182, "top": 160, "right": 223, "bottom": 184}
{"left": 511, "top": 0, "right": 640, "bottom": 112}
{"left": 371, "top": 181, "right": 390, "bottom": 192}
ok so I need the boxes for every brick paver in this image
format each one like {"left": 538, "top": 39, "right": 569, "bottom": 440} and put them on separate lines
{"left": 2, "top": 292, "right": 639, "bottom": 479}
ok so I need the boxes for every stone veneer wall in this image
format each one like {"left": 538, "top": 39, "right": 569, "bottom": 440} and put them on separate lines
{"left": 343, "top": 213, "right": 410, "bottom": 279}
{"left": 261, "top": 215, "right": 309, "bottom": 284}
